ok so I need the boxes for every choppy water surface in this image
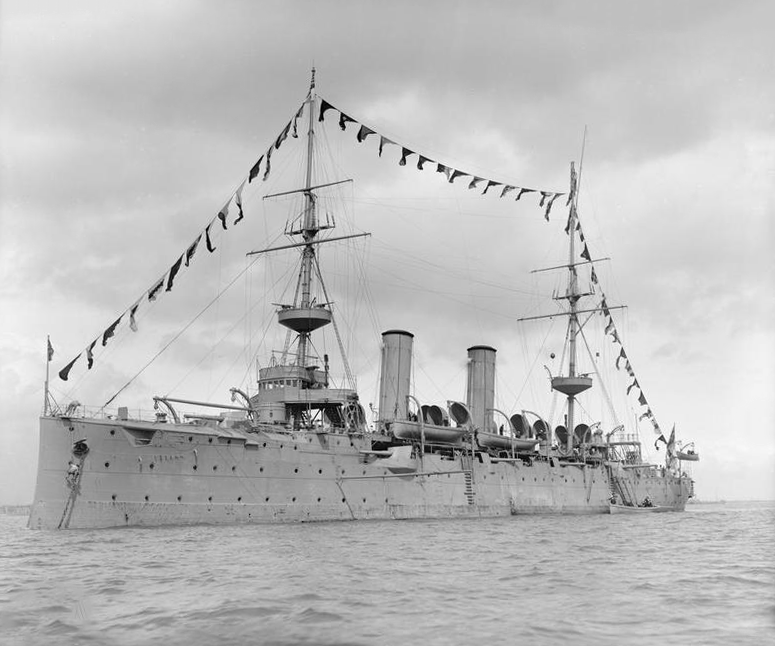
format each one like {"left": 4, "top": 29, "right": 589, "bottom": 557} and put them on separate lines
{"left": 1, "top": 501, "right": 773, "bottom": 645}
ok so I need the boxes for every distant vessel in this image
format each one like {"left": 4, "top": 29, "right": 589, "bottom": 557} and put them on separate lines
{"left": 29, "top": 72, "right": 696, "bottom": 529}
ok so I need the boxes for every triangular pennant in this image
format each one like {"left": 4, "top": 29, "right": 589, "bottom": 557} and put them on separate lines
{"left": 86, "top": 339, "right": 96, "bottom": 369}
{"left": 248, "top": 155, "right": 263, "bottom": 184}
{"left": 515, "top": 188, "right": 535, "bottom": 201}
{"left": 102, "top": 315, "right": 122, "bottom": 347}
{"left": 468, "top": 177, "right": 484, "bottom": 190}
{"left": 580, "top": 244, "right": 591, "bottom": 261}
{"left": 233, "top": 181, "right": 246, "bottom": 225}
{"left": 318, "top": 99, "right": 335, "bottom": 122}
{"left": 339, "top": 112, "right": 356, "bottom": 131}
{"left": 615, "top": 348, "right": 627, "bottom": 369}
{"left": 482, "top": 180, "right": 501, "bottom": 195}
{"left": 449, "top": 169, "right": 469, "bottom": 184}
{"left": 263, "top": 145, "right": 273, "bottom": 181}
{"left": 417, "top": 155, "right": 430, "bottom": 170}
{"left": 291, "top": 104, "right": 303, "bottom": 138}
{"left": 205, "top": 223, "right": 216, "bottom": 253}
{"left": 544, "top": 193, "right": 564, "bottom": 221}
{"left": 356, "top": 125, "right": 375, "bottom": 143}
{"left": 626, "top": 379, "right": 639, "bottom": 396}
{"left": 58, "top": 354, "right": 81, "bottom": 381}
{"left": 436, "top": 163, "right": 451, "bottom": 180}
{"left": 604, "top": 317, "right": 615, "bottom": 335}
{"left": 275, "top": 121, "right": 292, "bottom": 149}
{"left": 591, "top": 267, "right": 598, "bottom": 284}
{"left": 129, "top": 302, "right": 140, "bottom": 332}
{"left": 185, "top": 235, "right": 202, "bottom": 267}
{"left": 638, "top": 392, "right": 648, "bottom": 407}
{"left": 399, "top": 147, "right": 414, "bottom": 167}
{"left": 217, "top": 198, "right": 231, "bottom": 230}
{"left": 567, "top": 161, "right": 577, "bottom": 206}
{"left": 378, "top": 136, "right": 395, "bottom": 157}
{"left": 539, "top": 191, "right": 551, "bottom": 208}
{"left": 148, "top": 277, "right": 165, "bottom": 302}
{"left": 47, "top": 339, "right": 54, "bottom": 362}
{"left": 166, "top": 255, "right": 183, "bottom": 292}
{"left": 500, "top": 185, "right": 516, "bottom": 198}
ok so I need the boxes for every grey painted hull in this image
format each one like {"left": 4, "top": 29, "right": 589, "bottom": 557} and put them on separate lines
{"left": 28, "top": 416, "right": 692, "bottom": 530}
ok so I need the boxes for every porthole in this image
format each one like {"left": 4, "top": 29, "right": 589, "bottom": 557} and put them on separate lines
{"left": 150, "top": 463, "right": 155, "bottom": 470}
{"left": 110, "top": 429, "right": 115, "bottom": 436}
{"left": 259, "top": 467, "right": 264, "bottom": 473}
{"left": 104, "top": 462, "right": 110, "bottom": 468}
{"left": 213, "top": 465, "right": 218, "bottom": 471}
{"left": 208, "top": 438, "right": 213, "bottom": 444}
{"left": 188, "top": 436, "right": 193, "bottom": 442}
{"left": 341, "top": 497, "right": 346, "bottom": 503}
{"left": 111, "top": 494, "right": 117, "bottom": 501}
{"left": 231, "top": 466, "right": 236, "bottom": 472}
{"left": 362, "top": 498, "right": 366, "bottom": 503}
{"left": 208, "top": 496, "right": 212, "bottom": 502}
{"left": 237, "top": 496, "right": 242, "bottom": 502}
{"left": 294, "top": 468, "right": 299, "bottom": 473}
{"left": 144, "top": 495, "right": 149, "bottom": 502}
{"left": 193, "top": 465, "right": 197, "bottom": 471}
{"left": 318, "top": 469, "right": 323, "bottom": 474}
{"left": 292, "top": 497, "right": 296, "bottom": 502}
{"left": 227, "top": 439, "right": 231, "bottom": 445}
{"left": 177, "top": 495, "right": 182, "bottom": 502}
{"left": 265, "top": 496, "right": 270, "bottom": 502}
{"left": 317, "top": 497, "right": 322, "bottom": 502}
{"left": 262, "top": 442, "right": 267, "bottom": 448}
{"left": 293, "top": 446, "right": 297, "bottom": 451}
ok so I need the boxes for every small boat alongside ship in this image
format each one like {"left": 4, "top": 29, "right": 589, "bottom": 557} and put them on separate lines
{"left": 28, "top": 71, "right": 698, "bottom": 529}
{"left": 609, "top": 503, "right": 672, "bottom": 514}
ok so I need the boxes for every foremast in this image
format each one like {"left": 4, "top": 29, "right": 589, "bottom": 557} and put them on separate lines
{"left": 280, "top": 67, "right": 332, "bottom": 371}
{"left": 250, "top": 69, "right": 369, "bottom": 433}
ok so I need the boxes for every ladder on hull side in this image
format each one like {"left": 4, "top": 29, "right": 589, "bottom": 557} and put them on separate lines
{"left": 608, "top": 466, "right": 636, "bottom": 506}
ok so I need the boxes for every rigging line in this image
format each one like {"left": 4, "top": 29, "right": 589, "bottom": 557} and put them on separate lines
{"left": 168, "top": 260, "right": 298, "bottom": 399}
{"left": 548, "top": 320, "right": 571, "bottom": 428}
{"left": 512, "top": 317, "right": 557, "bottom": 411}
{"left": 101, "top": 253, "right": 267, "bottom": 411}
{"left": 312, "top": 254, "right": 355, "bottom": 389}
{"left": 578, "top": 324, "right": 619, "bottom": 427}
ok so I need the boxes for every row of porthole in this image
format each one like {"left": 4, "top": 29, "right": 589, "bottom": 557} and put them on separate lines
{"left": 103, "top": 462, "right": 357, "bottom": 476}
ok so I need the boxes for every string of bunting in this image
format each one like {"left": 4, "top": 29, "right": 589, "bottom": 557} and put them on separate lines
{"left": 317, "top": 97, "right": 566, "bottom": 221}
{"left": 57, "top": 100, "right": 308, "bottom": 381}
{"left": 567, "top": 177, "right": 664, "bottom": 442}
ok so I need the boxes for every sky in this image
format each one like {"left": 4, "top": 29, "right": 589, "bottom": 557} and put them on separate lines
{"left": 1, "top": 0, "right": 773, "bottom": 505}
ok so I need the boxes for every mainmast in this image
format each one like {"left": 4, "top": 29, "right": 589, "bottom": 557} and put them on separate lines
{"left": 548, "top": 160, "right": 593, "bottom": 453}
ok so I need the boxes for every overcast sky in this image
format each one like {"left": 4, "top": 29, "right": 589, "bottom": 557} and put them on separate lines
{"left": 1, "top": 1, "right": 773, "bottom": 505}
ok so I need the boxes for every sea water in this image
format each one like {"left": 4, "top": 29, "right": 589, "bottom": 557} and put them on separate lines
{"left": 1, "top": 501, "right": 772, "bottom": 646}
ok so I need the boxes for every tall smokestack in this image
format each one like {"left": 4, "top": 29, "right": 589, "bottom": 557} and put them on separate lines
{"left": 378, "top": 330, "right": 414, "bottom": 422}
{"left": 466, "top": 345, "right": 496, "bottom": 433}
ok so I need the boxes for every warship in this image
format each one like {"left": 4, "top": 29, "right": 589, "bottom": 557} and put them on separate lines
{"left": 29, "top": 73, "right": 697, "bottom": 529}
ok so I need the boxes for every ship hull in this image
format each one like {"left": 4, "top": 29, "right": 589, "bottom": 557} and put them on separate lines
{"left": 28, "top": 416, "right": 692, "bottom": 529}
